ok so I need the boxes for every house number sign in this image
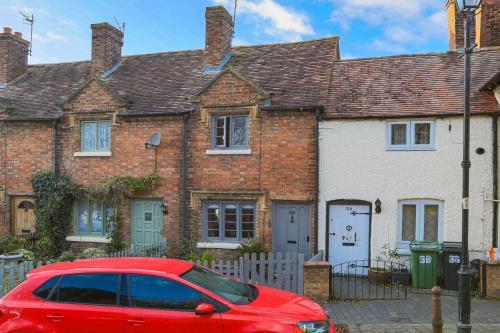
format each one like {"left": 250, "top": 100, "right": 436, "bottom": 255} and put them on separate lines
{"left": 419, "top": 255, "right": 432, "bottom": 264}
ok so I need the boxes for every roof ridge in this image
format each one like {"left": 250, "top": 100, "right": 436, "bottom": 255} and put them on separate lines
{"left": 28, "top": 59, "right": 91, "bottom": 67}
{"left": 232, "top": 36, "right": 340, "bottom": 49}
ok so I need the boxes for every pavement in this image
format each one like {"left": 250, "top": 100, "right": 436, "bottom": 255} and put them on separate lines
{"left": 324, "top": 291, "right": 500, "bottom": 333}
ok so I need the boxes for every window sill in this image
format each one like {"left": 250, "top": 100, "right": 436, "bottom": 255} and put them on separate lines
{"left": 205, "top": 149, "right": 251, "bottom": 155}
{"left": 386, "top": 147, "right": 435, "bottom": 151}
{"left": 66, "top": 236, "right": 110, "bottom": 243}
{"left": 74, "top": 151, "right": 112, "bottom": 157}
{"left": 197, "top": 242, "right": 241, "bottom": 250}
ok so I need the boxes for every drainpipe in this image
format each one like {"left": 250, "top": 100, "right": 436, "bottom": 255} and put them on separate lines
{"left": 314, "top": 108, "right": 321, "bottom": 255}
{"left": 492, "top": 114, "right": 498, "bottom": 248}
{"left": 53, "top": 120, "right": 60, "bottom": 176}
{"left": 181, "top": 113, "right": 190, "bottom": 242}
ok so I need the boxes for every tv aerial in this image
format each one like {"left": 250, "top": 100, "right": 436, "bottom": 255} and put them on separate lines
{"left": 145, "top": 132, "right": 162, "bottom": 172}
{"left": 19, "top": 11, "right": 34, "bottom": 56}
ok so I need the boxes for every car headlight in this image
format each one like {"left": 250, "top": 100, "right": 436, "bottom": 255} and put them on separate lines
{"left": 296, "top": 321, "right": 330, "bottom": 333}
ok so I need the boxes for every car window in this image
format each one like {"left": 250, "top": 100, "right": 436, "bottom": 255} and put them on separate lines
{"left": 54, "top": 274, "right": 119, "bottom": 306}
{"left": 128, "top": 275, "right": 203, "bottom": 311}
{"left": 34, "top": 276, "right": 61, "bottom": 300}
{"left": 182, "top": 266, "right": 256, "bottom": 305}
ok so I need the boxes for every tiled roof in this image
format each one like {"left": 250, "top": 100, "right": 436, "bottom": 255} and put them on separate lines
{"left": 0, "top": 37, "right": 339, "bottom": 121}
{"left": 324, "top": 48, "right": 500, "bottom": 119}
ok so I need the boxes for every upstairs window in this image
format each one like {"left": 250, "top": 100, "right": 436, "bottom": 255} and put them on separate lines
{"left": 204, "top": 202, "right": 255, "bottom": 242}
{"left": 212, "top": 116, "right": 248, "bottom": 149}
{"left": 74, "top": 200, "right": 114, "bottom": 237}
{"left": 81, "top": 121, "right": 111, "bottom": 152}
{"left": 387, "top": 120, "right": 435, "bottom": 150}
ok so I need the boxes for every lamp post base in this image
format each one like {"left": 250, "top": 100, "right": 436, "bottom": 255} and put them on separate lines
{"left": 457, "top": 265, "right": 473, "bottom": 333}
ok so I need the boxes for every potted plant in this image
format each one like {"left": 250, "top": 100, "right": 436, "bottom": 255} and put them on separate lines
{"left": 374, "top": 244, "right": 411, "bottom": 285}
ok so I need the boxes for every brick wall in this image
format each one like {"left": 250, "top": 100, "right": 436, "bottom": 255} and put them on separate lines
{"left": 481, "top": 261, "right": 500, "bottom": 298}
{"left": 0, "top": 28, "right": 29, "bottom": 83}
{"left": 303, "top": 261, "right": 331, "bottom": 302}
{"left": 0, "top": 122, "right": 55, "bottom": 234}
{"left": 477, "top": 0, "right": 500, "bottom": 48}
{"left": 188, "top": 72, "right": 317, "bottom": 256}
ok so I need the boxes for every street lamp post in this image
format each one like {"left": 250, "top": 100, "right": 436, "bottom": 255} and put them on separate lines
{"left": 455, "top": 1, "right": 481, "bottom": 332}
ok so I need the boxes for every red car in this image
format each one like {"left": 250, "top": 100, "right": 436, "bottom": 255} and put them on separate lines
{"left": 0, "top": 258, "right": 334, "bottom": 332}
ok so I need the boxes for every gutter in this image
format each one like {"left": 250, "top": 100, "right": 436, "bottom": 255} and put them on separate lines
{"left": 314, "top": 108, "right": 321, "bottom": 255}
{"left": 53, "top": 120, "right": 60, "bottom": 176}
{"left": 493, "top": 114, "right": 498, "bottom": 247}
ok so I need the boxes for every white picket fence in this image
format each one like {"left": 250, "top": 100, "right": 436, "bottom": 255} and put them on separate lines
{"left": 196, "top": 252, "right": 305, "bottom": 294}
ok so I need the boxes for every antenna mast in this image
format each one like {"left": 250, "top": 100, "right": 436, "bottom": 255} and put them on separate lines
{"left": 232, "top": 0, "right": 237, "bottom": 35}
{"left": 114, "top": 17, "right": 126, "bottom": 43}
{"left": 19, "top": 11, "right": 34, "bottom": 56}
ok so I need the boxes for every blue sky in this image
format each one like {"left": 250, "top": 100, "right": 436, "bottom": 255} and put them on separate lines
{"left": 0, "top": 0, "right": 449, "bottom": 64}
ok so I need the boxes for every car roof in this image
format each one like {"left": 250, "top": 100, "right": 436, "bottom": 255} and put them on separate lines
{"left": 29, "top": 257, "right": 194, "bottom": 277}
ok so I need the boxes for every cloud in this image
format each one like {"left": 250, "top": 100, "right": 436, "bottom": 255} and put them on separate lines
{"left": 329, "top": 0, "right": 447, "bottom": 54}
{"left": 33, "top": 31, "right": 67, "bottom": 43}
{"left": 59, "top": 19, "right": 80, "bottom": 29}
{"left": 9, "top": 5, "right": 47, "bottom": 15}
{"left": 213, "top": 0, "right": 314, "bottom": 41}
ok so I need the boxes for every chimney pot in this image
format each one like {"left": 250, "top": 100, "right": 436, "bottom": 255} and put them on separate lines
{"left": 3, "top": 27, "right": 12, "bottom": 34}
{"left": 14, "top": 32, "right": 22, "bottom": 38}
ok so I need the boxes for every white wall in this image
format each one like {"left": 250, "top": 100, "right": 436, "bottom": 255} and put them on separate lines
{"left": 319, "top": 116, "right": 495, "bottom": 260}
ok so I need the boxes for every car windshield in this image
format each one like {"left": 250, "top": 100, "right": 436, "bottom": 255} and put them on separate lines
{"left": 182, "top": 265, "right": 258, "bottom": 305}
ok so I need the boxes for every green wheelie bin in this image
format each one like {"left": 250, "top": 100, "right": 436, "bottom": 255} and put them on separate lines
{"left": 410, "top": 241, "right": 440, "bottom": 289}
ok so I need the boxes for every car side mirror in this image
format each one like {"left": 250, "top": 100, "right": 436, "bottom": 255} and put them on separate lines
{"left": 195, "top": 303, "right": 215, "bottom": 315}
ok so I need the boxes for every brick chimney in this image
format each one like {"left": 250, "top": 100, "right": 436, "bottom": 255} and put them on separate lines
{"left": 476, "top": 0, "right": 500, "bottom": 48}
{"left": 90, "top": 22, "right": 123, "bottom": 74}
{"left": 204, "top": 6, "right": 233, "bottom": 72}
{"left": 447, "top": 0, "right": 476, "bottom": 50}
{"left": 0, "top": 27, "right": 30, "bottom": 84}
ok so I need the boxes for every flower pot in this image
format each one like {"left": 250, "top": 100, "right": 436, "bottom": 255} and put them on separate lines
{"left": 368, "top": 267, "right": 391, "bottom": 285}
{"left": 0, "top": 252, "right": 24, "bottom": 265}
{"left": 392, "top": 270, "right": 411, "bottom": 285}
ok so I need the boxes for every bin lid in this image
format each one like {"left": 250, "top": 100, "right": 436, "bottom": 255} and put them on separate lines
{"left": 410, "top": 241, "right": 440, "bottom": 252}
{"left": 441, "top": 241, "right": 463, "bottom": 252}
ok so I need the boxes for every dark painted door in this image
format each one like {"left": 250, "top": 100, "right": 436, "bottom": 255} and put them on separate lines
{"left": 273, "top": 204, "right": 311, "bottom": 259}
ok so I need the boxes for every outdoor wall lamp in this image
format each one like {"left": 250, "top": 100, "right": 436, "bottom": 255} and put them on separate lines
{"left": 374, "top": 199, "right": 382, "bottom": 214}
{"left": 456, "top": 0, "right": 482, "bottom": 11}
{"left": 161, "top": 202, "right": 168, "bottom": 215}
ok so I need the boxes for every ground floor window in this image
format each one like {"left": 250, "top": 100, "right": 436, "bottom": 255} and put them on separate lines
{"left": 203, "top": 202, "right": 255, "bottom": 242}
{"left": 397, "top": 199, "right": 443, "bottom": 249}
{"left": 74, "top": 200, "right": 114, "bottom": 236}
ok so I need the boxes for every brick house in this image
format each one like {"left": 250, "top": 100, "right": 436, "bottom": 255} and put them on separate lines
{"left": 319, "top": 0, "right": 500, "bottom": 269}
{"left": 0, "top": 6, "right": 338, "bottom": 257}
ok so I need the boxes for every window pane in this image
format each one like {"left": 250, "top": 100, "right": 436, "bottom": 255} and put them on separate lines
{"left": 92, "top": 202, "right": 104, "bottom": 233}
{"left": 414, "top": 123, "right": 431, "bottom": 145}
{"left": 82, "top": 122, "right": 97, "bottom": 151}
{"left": 34, "top": 276, "right": 60, "bottom": 300}
{"left": 56, "top": 274, "right": 118, "bottom": 305}
{"left": 241, "top": 205, "right": 255, "bottom": 239}
{"left": 402, "top": 204, "right": 416, "bottom": 241}
{"left": 97, "top": 122, "right": 111, "bottom": 151}
{"left": 207, "top": 205, "right": 220, "bottom": 238}
{"left": 105, "top": 206, "right": 114, "bottom": 233}
{"left": 424, "top": 205, "right": 439, "bottom": 241}
{"left": 77, "top": 201, "right": 89, "bottom": 234}
{"left": 215, "top": 117, "right": 226, "bottom": 147}
{"left": 231, "top": 117, "right": 248, "bottom": 147}
{"left": 224, "top": 204, "right": 237, "bottom": 239}
{"left": 391, "top": 124, "right": 407, "bottom": 145}
{"left": 129, "top": 275, "right": 202, "bottom": 310}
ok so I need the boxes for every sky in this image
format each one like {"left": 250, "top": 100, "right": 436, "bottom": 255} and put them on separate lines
{"left": 0, "top": 0, "right": 450, "bottom": 64}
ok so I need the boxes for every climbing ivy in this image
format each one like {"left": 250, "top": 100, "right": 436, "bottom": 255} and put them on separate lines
{"left": 32, "top": 172, "right": 81, "bottom": 258}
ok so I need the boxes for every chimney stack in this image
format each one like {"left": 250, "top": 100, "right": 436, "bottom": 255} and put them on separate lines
{"left": 0, "top": 27, "right": 30, "bottom": 84}
{"left": 204, "top": 6, "right": 233, "bottom": 72}
{"left": 447, "top": 0, "right": 476, "bottom": 50}
{"left": 476, "top": 0, "right": 500, "bottom": 48}
{"left": 90, "top": 22, "right": 123, "bottom": 75}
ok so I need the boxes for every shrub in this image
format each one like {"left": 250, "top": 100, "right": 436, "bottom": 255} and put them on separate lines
{"left": 18, "top": 248, "right": 36, "bottom": 262}
{"left": 58, "top": 251, "right": 77, "bottom": 262}
{"left": 0, "top": 236, "right": 26, "bottom": 254}
{"left": 80, "top": 248, "right": 106, "bottom": 259}
{"left": 237, "top": 238, "right": 266, "bottom": 258}
{"left": 200, "top": 250, "right": 214, "bottom": 263}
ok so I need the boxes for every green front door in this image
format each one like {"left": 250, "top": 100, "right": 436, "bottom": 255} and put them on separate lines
{"left": 131, "top": 200, "right": 164, "bottom": 247}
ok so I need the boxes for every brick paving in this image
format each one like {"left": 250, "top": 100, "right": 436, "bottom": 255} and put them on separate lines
{"left": 325, "top": 291, "right": 500, "bottom": 333}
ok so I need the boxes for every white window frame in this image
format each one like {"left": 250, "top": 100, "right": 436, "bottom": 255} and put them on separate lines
{"left": 397, "top": 199, "right": 444, "bottom": 249}
{"left": 387, "top": 120, "right": 435, "bottom": 150}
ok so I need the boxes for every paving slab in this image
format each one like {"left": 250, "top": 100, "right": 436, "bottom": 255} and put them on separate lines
{"left": 346, "top": 324, "right": 500, "bottom": 333}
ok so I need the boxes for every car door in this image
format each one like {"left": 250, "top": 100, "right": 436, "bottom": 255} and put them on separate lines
{"left": 39, "top": 273, "right": 124, "bottom": 333}
{"left": 124, "top": 274, "right": 223, "bottom": 333}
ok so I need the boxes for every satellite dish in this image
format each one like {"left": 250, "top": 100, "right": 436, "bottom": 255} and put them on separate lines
{"left": 145, "top": 132, "right": 162, "bottom": 149}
